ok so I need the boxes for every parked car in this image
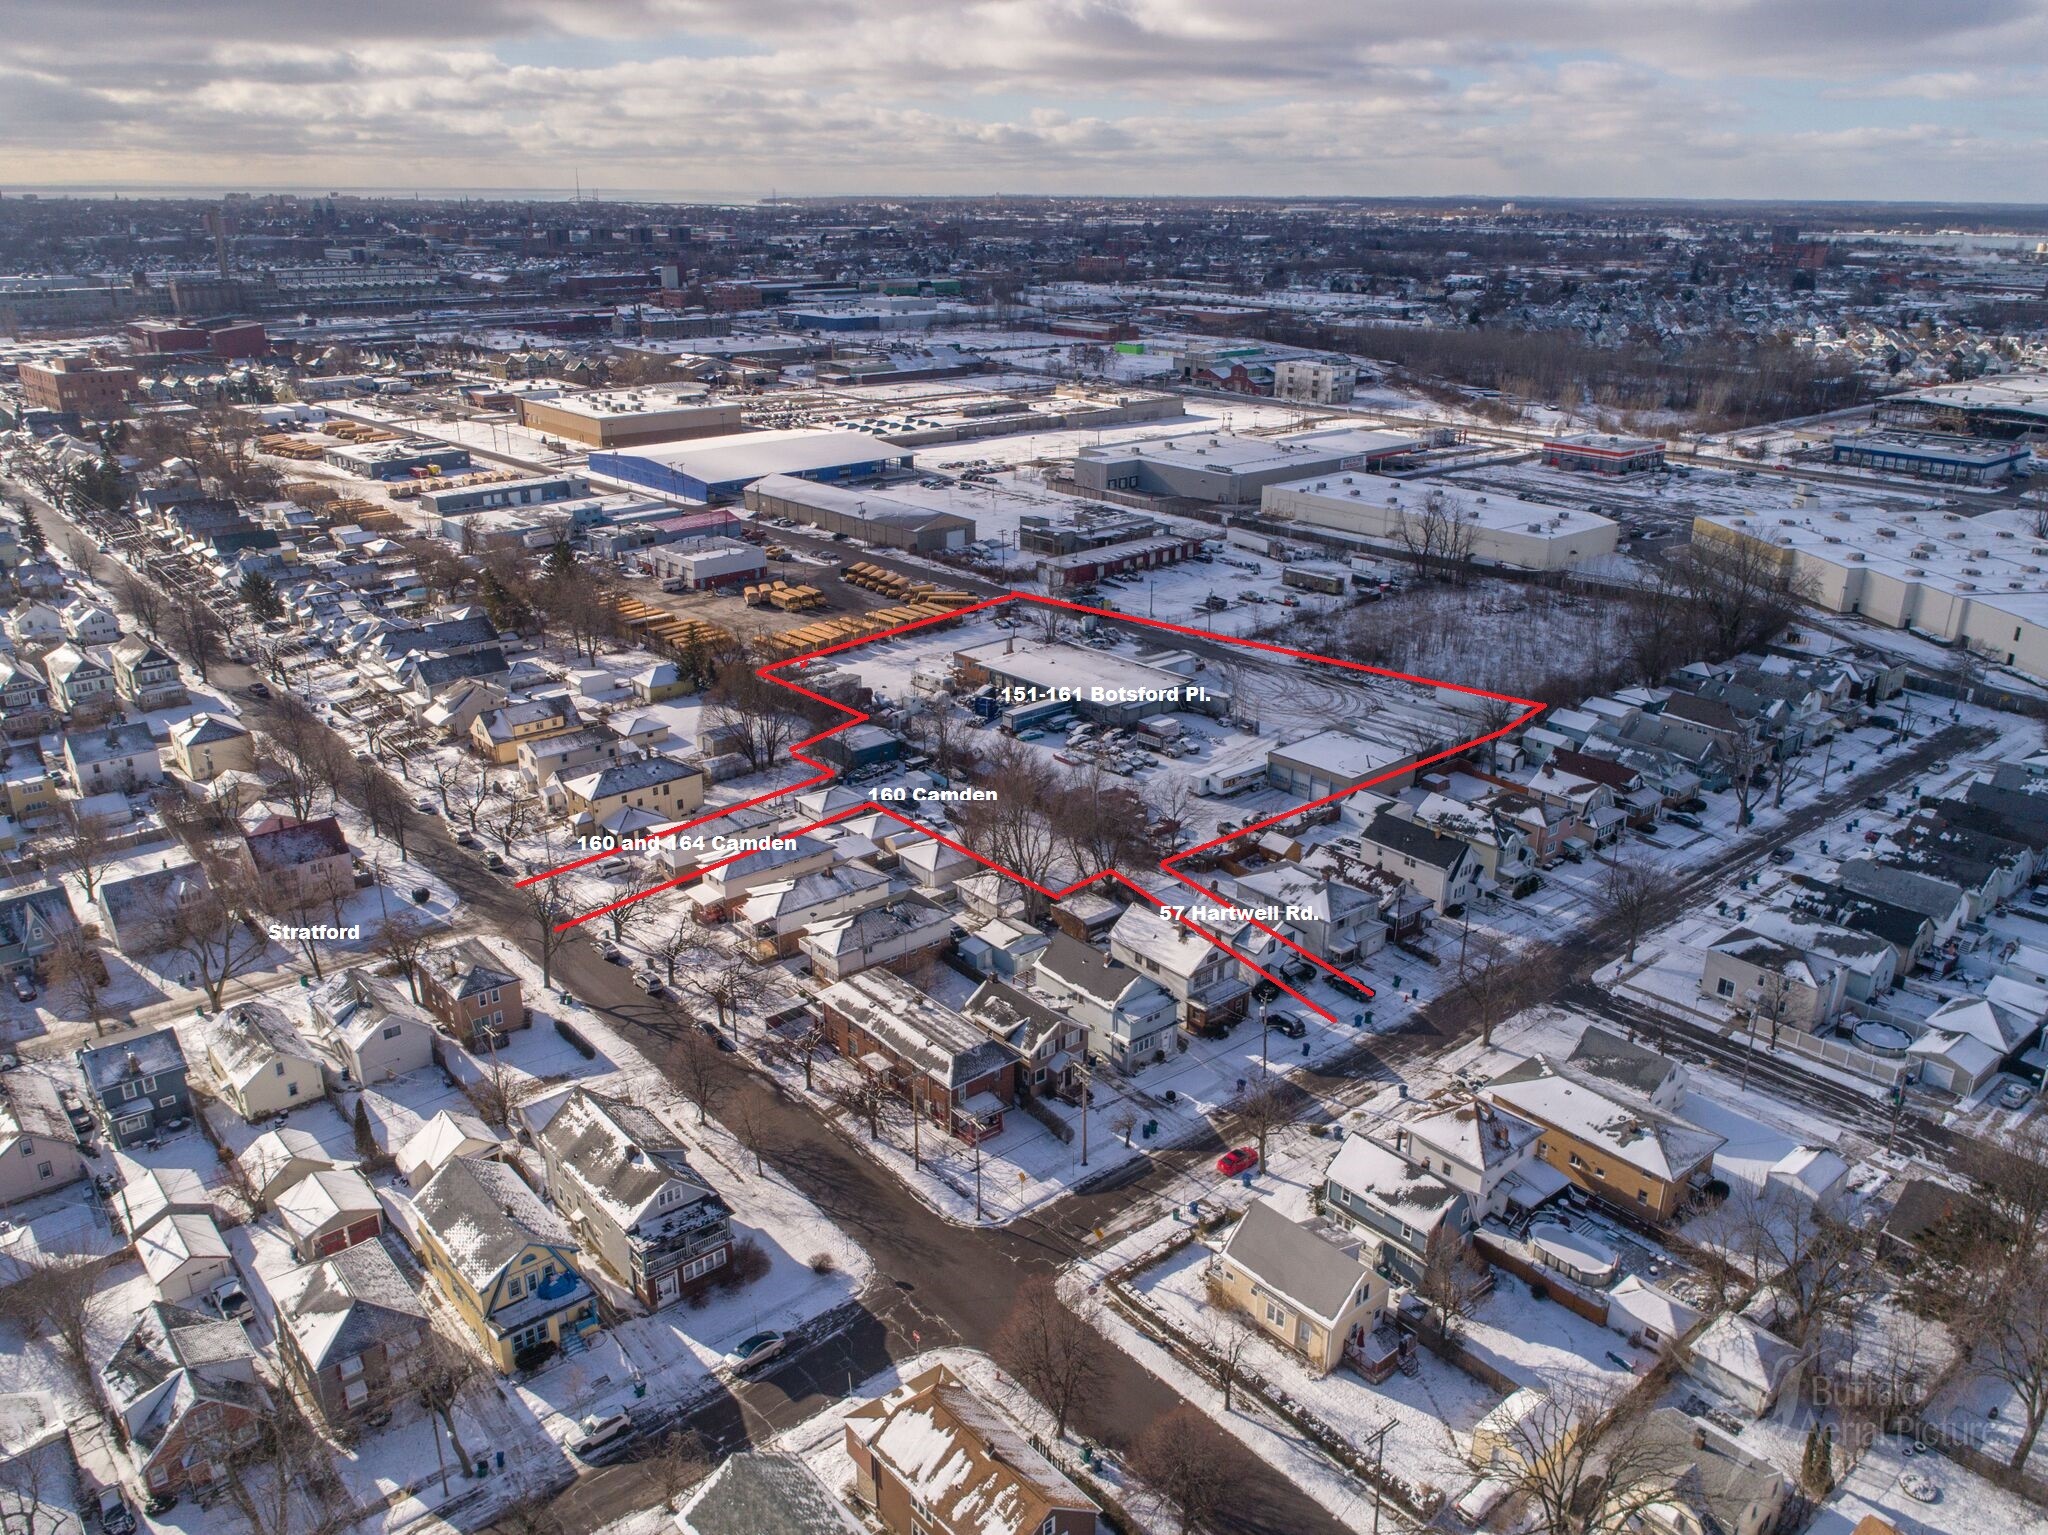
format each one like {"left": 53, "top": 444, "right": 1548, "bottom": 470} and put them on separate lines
{"left": 95, "top": 1487, "right": 136, "bottom": 1535}
{"left": 9, "top": 972, "right": 35, "bottom": 1003}
{"left": 1216, "top": 1146, "right": 1260, "bottom": 1177}
{"left": 246, "top": 681, "right": 272, "bottom": 700}
{"left": 1267, "top": 1011, "right": 1308, "bottom": 1039}
{"left": 484, "top": 851, "right": 509, "bottom": 872}
{"left": 2001, "top": 1079, "right": 2034, "bottom": 1110}
{"left": 207, "top": 1280, "right": 254, "bottom": 1322}
{"left": 566, "top": 1411, "right": 636, "bottom": 1462}
{"left": 636, "top": 972, "right": 666, "bottom": 997}
{"left": 723, "top": 1331, "right": 787, "bottom": 1374}
{"left": 598, "top": 942, "right": 625, "bottom": 964}
{"left": 454, "top": 830, "right": 480, "bottom": 849}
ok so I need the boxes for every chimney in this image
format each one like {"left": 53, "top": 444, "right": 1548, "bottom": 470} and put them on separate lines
{"left": 125, "top": 1050, "right": 141, "bottom": 1076}
{"left": 1692, "top": 1425, "right": 1707, "bottom": 1450}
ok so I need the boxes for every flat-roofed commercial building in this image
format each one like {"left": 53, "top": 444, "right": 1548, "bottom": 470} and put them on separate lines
{"left": 517, "top": 385, "right": 745, "bottom": 448}
{"left": 743, "top": 473, "right": 975, "bottom": 551}
{"left": 1071, "top": 430, "right": 1366, "bottom": 504}
{"left": 1828, "top": 430, "right": 2028, "bottom": 485}
{"left": 1692, "top": 503, "right": 2048, "bottom": 681}
{"left": 590, "top": 427, "right": 912, "bottom": 503}
{"left": 20, "top": 358, "right": 137, "bottom": 416}
{"left": 1263, "top": 472, "right": 1620, "bottom": 573}
{"left": 952, "top": 638, "right": 1229, "bottom": 726}
{"left": 1541, "top": 432, "right": 1667, "bottom": 475}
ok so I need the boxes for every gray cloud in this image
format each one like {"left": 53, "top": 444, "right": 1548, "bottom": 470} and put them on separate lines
{"left": 0, "top": 0, "right": 2042, "bottom": 198}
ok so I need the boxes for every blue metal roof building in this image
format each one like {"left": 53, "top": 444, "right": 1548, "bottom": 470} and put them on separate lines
{"left": 589, "top": 427, "right": 912, "bottom": 503}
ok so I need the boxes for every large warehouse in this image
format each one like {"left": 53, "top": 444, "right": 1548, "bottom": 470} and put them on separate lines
{"left": 1879, "top": 373, "right": 2048, "bottom": 440}
{"left": 1691, "top": 505, "right": 2048, "bottom": 681}
{"left": 588, "top": 428, "right": 913, "bottom": 503}
{"left": 1262, "top": 473, "right": 1620, "bottom": 572}
{"left": 951, "top": 639, "right": 1230, "bottom": 725}
{"left": 743, "top": 473, "right": 976, "bottom": 552}
{"left": 1071, "top": 431, "right": 1368, "bottom": 504}
{"left": 516, "top": 384, "right": 745, "bottom": 448}
{"left": 1828, "top": 430, "right": 2028, "bottom": 485}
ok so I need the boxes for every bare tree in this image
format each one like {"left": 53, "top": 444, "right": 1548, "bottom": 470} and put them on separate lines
{"left": 460, "top": 1050, "right": 526, "bottom": 1131}
{"left": 833, "top": 1073, "right": 890, "bottom": 1141}
{"left": 667, "top": 1030, "right": 731, "bottom": 1125}
{"left": 1738, "top": 1186, "right": 1876, "bottom": 1350}
{"left": 114, "top": 567, "right": 166, "bottom": 638}
{"left": 371, "top": 909, "right": 435, "bottom": 1002}
{"left": 649, "top": 918, "right": 710, "bottom": 986}
{"left": 991, "top": 1275, "right": 1103, "bottom": 1441}
{"left": 487, "top": 782, "right": 544, "bottom": 857}
{"left": 1128, "top": 1403, "right": 1252, "bottom": 1535}
{"left": 1444, "top": 928, "right": 1526, "bottom": 1047}
{"left": 703, "top": 661, "right": 803, "bottom": 772}
{"left": 518, "top": 876, "right": 575, "bottom": 991}
{"left": 1199, "top": 1274, "right": 1256, "bottom": 1413}
{"left": 166, "top": 870, "right": 273, "bottom": 1010}
{"left": 679, "top": 948, "right": 769, "bottom": 1041}
{"left": 728, "top": 1089, "right": 774, "bottom": 1174}
{"left": 414, "top": 1331, "right": 484, "bottom": 1477}
{"left": 47, "top": 804, "right": 122, "bottom": 905}
{"left": 1233, "top": 1076, "right": 1295, "bottom": 1163}
{"left": 167, "top": 599, "right": 228, "bottom": 683}
{"left": 45, "top": 928, "right": 113, "bottom": 1034}
{"left": 1497, "top": 1382, "right": 1690, "bottom": 1535}
{"left": 602, "top": 889, "right": 649, "bottom": 950}
{"left": 1415, "top": 1226, "right": 1489, "bottom": 1344}
{"left": 0, "top": 1251, "right": 105, "bottom": 1396}
{"left": 1976, "top": 1266, "right": 2048, "bottom": 1470}
{"left": 1599, "top": 847, "right": 1661, "bottom": 965}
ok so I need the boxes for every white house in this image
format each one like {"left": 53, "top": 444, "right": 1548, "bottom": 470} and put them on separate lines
{"left": 136, "top": 1211, "right": 234, "bottom": 1304}
{"left": 205, "top": 1003, "right": 326, "bottom": 1120}
{"left": 0, "top": 1073, "right": 85, "bottom": 1207}
{"left": 396, "top": 1109, "right": 508, "bottom": 1190}
{"left": 308, "top": 968, "right": 437, "bottom": 1086}
{"left": 236, "top": 1127, "right": 349, "bottom": 1209}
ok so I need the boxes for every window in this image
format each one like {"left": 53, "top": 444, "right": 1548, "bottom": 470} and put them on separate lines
{"left": 337, "top": 1354, "right": 364, "bottom": 1381}
{"left": 17, "top": 1142, "right": 28, "bottom": 1157}
{"left": 381, "top": 1024, "right": 402, "bottom": 1040}
{"left": 1716, "top": 977, "right": 1736, "bottom": 998}
{"left": 1637, "top": 1189, "right": 1650, "bottom": 1204}
{"left": 274, "top": 1062, "right": 285, "bottom": 1077}
{"left": 1264, "top": 1300, "right": 1287, "bottom": 1329}
{"left": 37, "top": 1161, "right": 53, "bottom": 1180}
{"left": 120, "top": 1082, "right": 138, "bottom": 1102}
{"left": 679, "top": 1248, "right": 726, "bottom": 1283}
{"left": 343, "top": 1378, "right": 369, "bottom": 1407}
{"left": 288, "top": 1082, "right": 300, "bottom": 1098}
{"left": 143, "top": 1076, "right": 156, "bottom": 1093}
{"left": 1568, "top": 1152, "right": 1583, "bottom": 1168}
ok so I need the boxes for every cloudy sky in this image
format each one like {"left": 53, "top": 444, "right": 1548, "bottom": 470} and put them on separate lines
{"left": 2, "top": 0, "right": 2043, "bottom": 202}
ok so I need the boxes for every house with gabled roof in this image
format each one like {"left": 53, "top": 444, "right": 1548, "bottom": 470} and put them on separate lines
{"left": 1620, "top": 1408, "right": 1788, "bottom": 1535}
{"left": 41, "top": 644, "right": 116, "bottom": 718}
{"left": 203, "top": 1002, "right": 325, "bottom": 1121}
{"left": 235, "top": 814, "right": 353, "bottom": 914}
{"left": 817, "top": 968, "right": 1022, "bottom": 1142}
{"left": 274, "top": 1238, "right": 428, "bottom": 1428}
{"left": 0, "top": 1072, "right": 84, "bottom": 1207}
{"left": 799, "top": 894, "right": 956, "bottom": 984}
{"left": 1487, "top": 1050, "right": 1725, "bottom": 1223}
{"left": 1108, "top": 902, "right": 1252, "bottom": 1034}
{"left": 307, "top": 966, "right": 436, "bottom": 1085}
{"left": 1024, "top": 931, "right": 1177, "bottom": 1072}
{"left": 166, "top": 713, "right": 251, "bottom": 782}
{"left": 1215, "top": 1198, "right": 1389, "bottom": 1375}
{"left": 411, "top": 1155, "right": 599, "bottom": 1372}
{"left": 536, "top": 1089, "right": 733, "bottom": 1309}
{"left": 109, "top": 636, "right": 187, "bottom": 712}
{"left": 1323, "top": 1130, "right": 1475, "bottom": 1282}
{"left": 963, "top": 979, "right": 1088, "bottom": 1100}
{"left": 1700, "top": 927, "right": 1846, "bottom": 1032}
{"left": 236, "top": 1127, "right": 348, "bottom": 1209}
{"left": 1350, "top": 809, "right": 1479, "bottom": 915}
{"left": 396, "top": 1109, "right": 508, "bottom": 1190}
{"left": 845, "top": 1362, "right": 1099, "bottom": 1535}
{"left": 276, "top": 1167, "right": 384, "bottom": 1263}
{"left": 99, "top": 1302, "right": 269, "bottom": 1499}
{"left": 63, "top": 720, "right": 161, "bottom": 792}
{"left": 677, "top": 1451, "right": 863, "bottom": 1535}
{"left": 738, "top": 865, "right": 898, "bottom": 960}
{"left": 416, "top": 937, "right": 524, "bottom": 1046}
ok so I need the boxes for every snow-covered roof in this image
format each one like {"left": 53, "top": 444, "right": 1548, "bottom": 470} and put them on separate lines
{"left": 396, "top": 1109, "right": 506, "bottom": 1183}
{"left": 1607, "top": 1274, "right": 1703, "bottom": 1341}
{"left": 1487, "top": 1057, "right": 1725, "bottom": 1183}
{"left": 1687, "top": 1311, "right": 1803, "bottom": 1394}
{"left": 275, "top": 1166, "right": 380, "bottom": 1241}
{"left": 413, "top": 1155, "right": 574, "bottom": 1289}
{"left": 1218, "top": 1198, "right": 1374, "bottom": 1329}
{"left": 276, "top": 1236, "right": 426, "bottom": 1372}
{"left": 536, "top": 1089, "right": 726, "bottom": 1240}
{"left": 236, "top": 1126, "right": 345, "bottom": 1204}
{"left": 136, "top": 1211, "right": 228, "bottom": 1283}
{"left": 817, "top": 969, "right": 1020, "bottom": 1088}
{"left": 1325, "top": 1134, "right": 1463, "bottom": 1230}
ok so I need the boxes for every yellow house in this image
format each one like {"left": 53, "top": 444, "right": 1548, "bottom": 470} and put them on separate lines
{"left": 469, "top": 697, "right": 582, "bottom": 765}
{"left": 169, "top": 713, "right": 256, "bottom": 782}
{"left": 1213, "top": 1199, "right": 1388, "bottom": 1376}
{"left": 0, "top": 757, "right": 54, "bottom": 821}
{"left": 410, "top": 1155, "right": 600, "bottom": 1371}
{"left": 559, "top": 754, "right": 704, "bottom": 829}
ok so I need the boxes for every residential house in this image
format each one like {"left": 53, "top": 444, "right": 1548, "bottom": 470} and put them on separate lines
{"left": 100, "top": 1303, "right": 268, "bottom": 1500}
{"left": 76, "top": 1029, "right": 190, "bottom": 1149}
{"left": 167, "top": 714, "right": 253, "bottom": 782}
{"left": 413, "top": 1156, "right": 599, "bottom": 1371}
{"left": 1564, "top": 1026, "right": 1689, "bottom": 1112}
{"left": 3, "top": 603, "right": 62, "bottom": 651}
{"left": 1660, "top": 692, "right": 1765, "bottom": 771}
{"left": 519, "top": 725, "right": 639, "bottom": 795}
{"left": 469, "top": 696, "right": 582, "bottom": 765}
{"left": 739, "top": 866, "right": 898, "bottom": 961}
{"left": 799, "top": 895, "right": 956, "bottom": 983}
{"left": 1487, "top": 1053, "right": 1725, "bottom": 1222}
{"left": 895, "top": 834, "right": 982, "bottom": 897}
{"left": 0, "top": 655, "right": 56, "bottom": 738}
{"left": 1214, "top": 1198, "right": 1389, "bottom": 1375}
{"left": 1516, "top": 760, "right": 1625, "bottom": 848}
{"left": 59, "top": 601, "right": 120, "bottom": 647}
{"left": 136, "top": 1211, "right": 234, "bottom": 1304}
{"left": 236, "top": 1127, "right": 348, "bottom": 1209}
{"left": 115, "top": 1158, "right": 212, "bottom": 1240}
{"left": 844, "top": 1362, "right": 1100, "bottom": 1535}
{"left": 94, "top": 859, "right": 207, "bottom": 957}
{"left": 1683, "top": 1313, "right": 1805, "bottom": 1417}
{"left": 63, "top": 721, "right": 162, "bottom": 793}
{"left": 676, "top": 1451, "right": 864, "bottom": 1535}
{"left": 956, "top": 915, "right": 1050, "bottom": 980}
{"left": 1396, "top": 1096, "right": 1548, "bottom": 1220}
{"left": 0, "top": 1072, "right": 84, "bottom": 1206}
{"left": 1402, "top": 793, "right": 1540, "bottom": 895}
{"left": 307, "top": 968, "right": 436, "bottom": 1085}
{"left": 1322, "top": 1131, "right": 1474, "bottom": 1282}
{"left": 1622, "top": 1408, "right": 1788, "bottom": 1535}
{"left": 1220, "top": 864, "right": 1388, "bottom": 965}
{"left": 1699, "top": 928, "right": 1846, "bottom": 1032}
{"left": 0, "top": 752, "right": 56, "bottom": 825}
{"left": 396, "top": 1109, "right": 508, "bottom": 1189}
{"left": 204, "top": 1003, "right": 325, "bottom": 1120}
{"left": 536, "top": 1089, "right": 734, "bottom": 1309}
{"left": 1108, "top": 903, "right": 1252, "bottom": 1034}
{"left": 1835, "top": 858, "right": 1968, "bottom": 948}
{"left": 559, "top": 754, "right": 704, "bottom": 833}
{"left": 41, "top": 645, "right": 116, "bottom": 718}
{"left": 275, "top": 1167, "right": 383, "bottom": 1262}
{"left": 1783, "top": 875, "right": 1935, "bottom": 977}
{"left": 275, "top": 1238, "right": 428, "bottom": 1428}
{"left": 817, "top": 968, "right": 1022, "bottom": 1142}
{"left": 630, "top": 661, "right": 691, "bottom": 705}
{"left": 416, "top": 938, "right": 525, "bottom": 1045}
{"left": 235, "top": 815, "right": 353, "bottom": 913}
{"left": 109, "top": 637, "right": 187, "bottom": 712}
{"left": 1025, "top": 931, "right": 1179, "bottom": 1072}
{"left": 1606, "top": 1276, "right": 1703, "bottom": 1354}
{"left": 1767, "top": 1146, "right": 1851, "bottom": 1210}
{"left": 963, "top": 981, "right": 1089, "bottom": 1101}
{"left": 1350, "top": 810, "right": 1479, "bottom": 915}
{"left": 1909, "top": 985, "right": 2040, "bottom": 1095}
{"left": 686, "top": 835, "right": 837, "bottom": 920}
{"left": 1734, "top": 907, "right": 1896, "bottom": 1005}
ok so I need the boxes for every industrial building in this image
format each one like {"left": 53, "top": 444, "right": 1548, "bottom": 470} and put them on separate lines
{"left": 324, "top": 439, "right": 472, "bottom": 480}
{"left": 638, "top": 537, "right": 766, "bottom": 590}
{"left": 1262, "top": 473, "right": 1621, "bottom": 572}
{"left": 416, "top": 472, "right": 586, "bottom": 518}
{"left": 588, "top": 428, "right": 912, "bottom": 503}
{"left": 952, "top": 639, "right": 1229, "bottom": 726}
{"left": 1070, "top": 431, "right": 1379, "bottom": 504}
{"left": 1541, "top": 433, "right": 1668, "bottom": 475}
{"left": 1266, "top": 726, "right": 1422, "bottom": 799}
{"left": 1691, "top": 504, "right": 2048, "bottom": 681}
{"left": 1272, "top": 358, "right": 1359, "bottom": 405}
{"left": 743, "top": 474, "right": 976, "bottom": 551}
{"left": 1879, "top": 373, "right": 2048, "bottom": 439}
{"left": 1019, "top": 506, "right": 1171, "bottom": 556}
{"left": 19, "top": 358, "right": 137, "bottom": 416}
{"left": 1828, "top": 430, "right": 2028, "bottom": 485}
{"left": 516, "top": 384, "right": 745, "bottom": 448}
{"left": 1037, "top": 534, "right": 1208, "bottom": 595}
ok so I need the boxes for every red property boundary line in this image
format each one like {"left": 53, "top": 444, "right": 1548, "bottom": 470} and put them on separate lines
{"left": 520, "top": 592, "right": 1543, "bottom": 1024}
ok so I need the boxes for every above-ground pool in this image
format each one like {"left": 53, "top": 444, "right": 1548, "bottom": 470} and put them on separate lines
{"left": 1531, "top": 1222, "right": 1621, "bottom": 1287}
{"left": 1852, "top": 1019, "right": 1914, "bottom": 1057}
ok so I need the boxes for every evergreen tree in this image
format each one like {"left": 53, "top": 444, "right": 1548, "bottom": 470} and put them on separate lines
{"left": 237, "top": 570, "right": 284, "bottom": 624}
{"left": 16, "top": 503, "right": 46, "bottom": 559}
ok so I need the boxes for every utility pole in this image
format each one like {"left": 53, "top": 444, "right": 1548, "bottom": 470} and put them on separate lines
{"left": 1363, "top": 1418, "right": 1392, "bottom": 1535}
{"left": 1077, "top": 1059, "right": 1091, "bottom": 1168}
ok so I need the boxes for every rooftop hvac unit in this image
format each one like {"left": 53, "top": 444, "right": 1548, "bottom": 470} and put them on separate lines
{"left": 1964, "top": 567, "right": 1983, "bottom": 576}
{"left": 1875, "top": 527, "right": 1897, "bottom": 538}
{"left": 1833, "top": 510, "right": 1851, "bottom": 521}
{"left": 1947, "top": 530, "right": 1966, "bottom": 540}
{"left": 1908, "top": 567, "right": 1927, "bottom": 576}
{"left": 1998, "top": 530, "right": 2017, "bottom": 539}
{"left": 1848, "top": 552, "right": 1866, "bottom": 561}
{"left": 1350, "top": 488, "right": 1361, "bottom": 496}
{"left": 2012, "top": 582, "right": 2027, "bottom": 590}
{"left": 1945, "top": 512, "right": 1963, "bottom": 521}
{"left": 1970, "top": 548, "right": 1990, "bottom": 558}
{"left": 1959, "top": 581, "right": 1977, "bottom": 590}
{"left": 1527, "top": 523, "right": 1544, "bottom": 533}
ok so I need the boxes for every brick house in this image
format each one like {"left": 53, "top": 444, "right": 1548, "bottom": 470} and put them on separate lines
{"left": 275, "top": 1238, "right": 428, "bottom": 1428}
{"left": 416, "top": 937, "right": 525, "bottom": 1046}
{"left": 816, "top": 968, "right": 1021, "bottom": 1142}
{"left": 236, "top": 815, "right": 354, "bottom": 913}
{"left": 100, "top": 1303, "right": 269, "bottom": 1500}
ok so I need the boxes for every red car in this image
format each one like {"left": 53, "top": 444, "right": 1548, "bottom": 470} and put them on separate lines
{"left": 1216, "top": 1146, "right": 1260, "bottom": 1178}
